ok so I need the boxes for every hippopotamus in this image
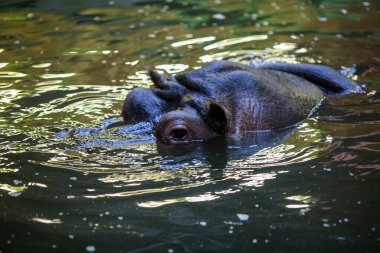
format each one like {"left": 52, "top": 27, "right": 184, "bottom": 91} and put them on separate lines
{"left": 122, "top": 61, "right": 359, "bottom": 144}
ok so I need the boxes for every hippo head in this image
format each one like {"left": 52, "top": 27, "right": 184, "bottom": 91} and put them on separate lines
{"left": 122, "top": 62, "right": 241, "bottom": 144}
{"left": 122, "top": 86, "right": 231, "bottom": 144}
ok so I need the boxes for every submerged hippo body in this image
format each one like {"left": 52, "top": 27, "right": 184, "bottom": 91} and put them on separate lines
{"left": 122, "top": 61, "right": 359, "bottom": 144}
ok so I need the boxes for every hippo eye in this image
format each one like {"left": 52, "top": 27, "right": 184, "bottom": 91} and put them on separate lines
{"left": 168, "top": 127, "right": 189, "bottom": 141}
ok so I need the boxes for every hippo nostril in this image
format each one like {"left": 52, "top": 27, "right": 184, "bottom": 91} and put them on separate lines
{"left": 170, "top": 128, "right": 188, "bottom": 140}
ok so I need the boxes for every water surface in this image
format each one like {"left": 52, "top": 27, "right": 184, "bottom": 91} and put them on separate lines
{"left": 0, "top": 0, "right": 379, "bottom": 252}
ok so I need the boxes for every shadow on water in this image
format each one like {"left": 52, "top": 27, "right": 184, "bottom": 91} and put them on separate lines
{"left": 156, "top": 127, "right": 295, "bottom": 169}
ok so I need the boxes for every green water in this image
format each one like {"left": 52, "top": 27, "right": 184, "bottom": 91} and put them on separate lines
{"left": 0, "top": 0, "right": 379, "bottom": 252}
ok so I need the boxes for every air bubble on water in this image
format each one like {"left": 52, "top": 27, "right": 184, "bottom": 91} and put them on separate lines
{"left": 199, "top": 221, "right": 207, "bottom": 227}
{"left": 68, "top": 234, "right": 74, "bottom": 239}
{"left": 299, "top": 208, "right": 310, "bottom": 216}
{"left": 13, "top": 180, "right": 22, "bottom": 185}
{"left": 10, "top": 192, "right": 21, "bottom": 197}
{"left": 212, "top": 13, "right": 226, "bottom": 20}
{"left": 237, "top": 214, "right": 249, "bottom": 221}
{"left": 252, "top": 239, "right": 258, "bottom": 244}
{"left": 323, "top": 223, "right": 330, "bottom": 228}
{"left": 118, "top": 216, "right": 123, "bottom": 220}
{"left": 86, "top": 245, "right": 96, "bottom": 252}
{"left": 363, "top": 2, "right": 370, "bottom": 7}
{"left": 148, "top": 33, "right": 156, "bottom": 39}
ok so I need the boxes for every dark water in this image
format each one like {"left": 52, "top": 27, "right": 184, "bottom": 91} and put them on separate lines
{"left": 0, "top": 0, "right": 379, "bottom": 252}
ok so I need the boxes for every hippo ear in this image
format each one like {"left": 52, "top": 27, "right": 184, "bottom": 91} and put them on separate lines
{"left": 149, "top": 70, "right": 167, "bottom": 89}
{"left": 205, "top": 102, "right": 229, "bottom": 134}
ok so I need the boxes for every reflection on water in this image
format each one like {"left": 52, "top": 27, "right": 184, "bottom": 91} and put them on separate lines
{"left": 0, "top": 0, "right": 379, "bottom": 252}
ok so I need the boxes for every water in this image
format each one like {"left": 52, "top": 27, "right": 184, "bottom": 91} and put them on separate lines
{"left": 0, "top": 0, "right": 379, "bottom": 252}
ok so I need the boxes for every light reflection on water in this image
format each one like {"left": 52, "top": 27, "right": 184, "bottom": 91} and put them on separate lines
{"left": 9, "top": 119, "right": 341, "bottom": 211}
{"left": 0, "top": 0, "right": 379, "bottom": 252}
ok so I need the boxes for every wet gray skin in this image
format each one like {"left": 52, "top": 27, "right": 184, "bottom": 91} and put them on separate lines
{"left": 122, "top": 60, "right": 359, "bottom": 144}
